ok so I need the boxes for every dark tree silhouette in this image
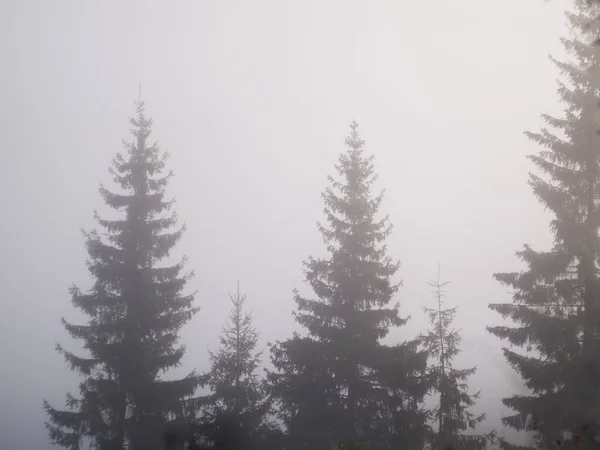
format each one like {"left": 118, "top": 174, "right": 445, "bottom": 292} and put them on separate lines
{"left": 488, "top": 1, "right": 600, "bottom": 448}
{"left": 421, "top": 266, "right": 494, "bottom": 450}
{"left": 44, "top": 100, "right": 199, "bottom": 450}
{"left": 267, "top": 121, "right": 430, "bottom": 450}
{"left": 194, "top": 283, "right": 272, "bottom": 450}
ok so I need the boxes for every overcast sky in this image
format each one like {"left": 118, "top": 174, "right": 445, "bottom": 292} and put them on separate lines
{"left": 0, "top": 0, "right": 574, "bottom": 448}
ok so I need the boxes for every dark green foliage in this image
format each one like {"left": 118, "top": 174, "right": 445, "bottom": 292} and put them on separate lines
{"left": 488, "top": 2, "right": 600, "bottom": 448}
{"left": 194, "top": 284, "right": 272, "bottom": 450}
{"left": 267, "top": 121, "right": 430, "bottom": 450}
{"left": 421, "top": 266, "right": 493, "bottom": 450}
{"left": 43, "top": 101, "right": 199, "bottom": 450}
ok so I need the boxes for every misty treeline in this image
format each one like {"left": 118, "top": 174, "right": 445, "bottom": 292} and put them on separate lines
{"left": 41, "top": 1, "right": 600, "bottom": 450}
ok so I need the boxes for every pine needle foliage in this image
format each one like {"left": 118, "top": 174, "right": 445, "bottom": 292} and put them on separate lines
{"left": 488, "top": 2, "right": 600, "bottom": 448}
{"left": 268, "top": 121, "right": 429, "bottom": 450}
{"left": 44, "top": 100, "right": 199, "bottom": 450}
{"left": 421, "top": 266, "right": 493, "bottom": 450}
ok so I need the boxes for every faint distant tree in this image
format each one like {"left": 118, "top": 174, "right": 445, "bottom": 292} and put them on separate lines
{"left": 267, "top": 121, "right": 430, "bottom": 450}
{"left": 192, "top": 283, "right": 273, "bottom": 450}
{"left": 420, "top": 266, "right": 495, "bottom": 450}
{"left": 488, "top": 1, "right": 600, "bottom": 449}
{"left": 43, "top": 100, "right": 199, "bottom": 450}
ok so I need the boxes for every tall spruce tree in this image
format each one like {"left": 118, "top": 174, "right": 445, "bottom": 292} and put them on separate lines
{"left": 43, "top": 100, "right": 199, "bottom": 450}
{"left": 267, "top": 121, "right": 429, "bottom": 450}
{"left": 488, "top": 1, "right": 600, "bottom": 448}
{"left": 195, "top": 283, "right": 271, "bottom": 450}
{"left": 421, "top": 266, "right": 493, "bottom": 450}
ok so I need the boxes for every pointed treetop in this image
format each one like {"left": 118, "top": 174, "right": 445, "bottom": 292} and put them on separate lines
{"left": 134, "top": 82, "right": 146, "bottom": 116}
{"left": 130, "top": 92, "right": 153, "bottom": 146}
{"left": 345, "top": 119, "right": 365, "bottom": 152}
{"left": 428, "top": 264, "right": 451, "bottom": 303}
{"left": 230, "top": 281, "right": 245, "bottom": 307}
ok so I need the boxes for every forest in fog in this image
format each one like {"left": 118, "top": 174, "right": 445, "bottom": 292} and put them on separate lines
{"left": 5, "top": 0, "right": 600, "bottom": 449}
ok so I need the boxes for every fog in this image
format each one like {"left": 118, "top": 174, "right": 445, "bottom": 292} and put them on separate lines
{"left": 0, "top": 0, "right": 578, "bottom": 449}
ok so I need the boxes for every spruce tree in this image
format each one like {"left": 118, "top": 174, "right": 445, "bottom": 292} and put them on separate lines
{"left": 488, "top": 1, "right": 600, "bottom": 448}
{"left": 43, "top": 100, "right": 199, "bottom": 450}
{"left": 195, "top": 283, "right": 271, "bottom": 450}
{"left": 421, "top": 266, "right": 493, "bottom": 450}
{"left": 267, "top": 121, "right": 429, "bottom": 450}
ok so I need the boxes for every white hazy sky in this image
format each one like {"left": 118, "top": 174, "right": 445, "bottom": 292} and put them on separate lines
{"left": 0, "top": 0, "right": 574, "bottom": 448}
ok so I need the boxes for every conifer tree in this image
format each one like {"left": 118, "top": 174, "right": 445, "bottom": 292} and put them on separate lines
{"left": 267, "top": 121, "right": 430, "bottom": 450}
{"left": 421, "top": 266, "right": 493, "bottom": 450}
{"left": 488, "top": 2, "right": 600, "bottom": 448}
{"left": 195, "top": 283, "right": 271, "bottom": 450}
{"left": 43, "top": 100, "right": 199, "bottom": 450}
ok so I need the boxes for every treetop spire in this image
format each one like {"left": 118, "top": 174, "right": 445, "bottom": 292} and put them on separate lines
{"left": 345, "top": 119, "right": 364, "bottom": 151}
